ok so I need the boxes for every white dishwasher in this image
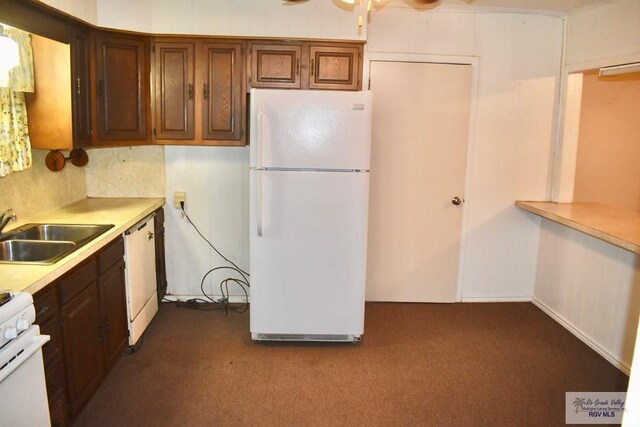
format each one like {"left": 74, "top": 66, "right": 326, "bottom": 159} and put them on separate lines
{"left": 124, "top": 214, "right": 158, "bottom": 346}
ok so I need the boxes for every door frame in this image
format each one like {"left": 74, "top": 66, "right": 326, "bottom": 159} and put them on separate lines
{"left": 364, "top": 52, "right": 479, "bottom": 302}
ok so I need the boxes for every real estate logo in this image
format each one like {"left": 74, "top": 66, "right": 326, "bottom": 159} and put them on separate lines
{"left": 566, "top": 392, "right": 627, "bottom": 424}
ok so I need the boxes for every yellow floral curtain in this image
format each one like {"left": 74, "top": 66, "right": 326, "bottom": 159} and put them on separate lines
{"left": 0, "top": 26, "right": 34, "bottom": 177}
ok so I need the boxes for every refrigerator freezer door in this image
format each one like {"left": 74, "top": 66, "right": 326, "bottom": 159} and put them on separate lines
{"left": 250, "top": 89, "right": 372, "bottom": 170}
{"left": 250, "top": 169, "right": 369, "bottom": 339}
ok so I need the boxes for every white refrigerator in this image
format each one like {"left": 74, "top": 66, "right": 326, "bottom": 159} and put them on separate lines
{"left": 249, "top": 88, "right": 372, "bottom": 342}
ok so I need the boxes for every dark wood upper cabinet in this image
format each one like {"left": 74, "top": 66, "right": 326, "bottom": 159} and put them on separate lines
{"left": 96, "top": 33, "right": 150, "bottom": 142}
{"left": 250, "top": 43, "right": 302, "bottom": 89}
{"left": 249, "top": 42, "right": 362, "bottom": 91}
{"left": 153, "top": 38, "right": 245, "bottom": 146}
{"left": 309, "top": 45, "right": 360, "bottom": 91}
{"left": 154, "top": 41, "right": 195, "bottom": 140}
{"left": 201, "top": 42, "right": 243, "bottom": 141}
{"left": 71, "top": 27, "right": 94, "bottom": 146}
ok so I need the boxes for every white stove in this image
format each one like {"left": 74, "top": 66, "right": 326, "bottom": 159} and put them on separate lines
{"left": 0, "top": 291, "right": 51, "bottom": 426}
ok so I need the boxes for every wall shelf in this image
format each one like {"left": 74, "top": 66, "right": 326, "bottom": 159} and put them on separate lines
{"left": 516, "top": 201, "right": 640, "bottom": 255}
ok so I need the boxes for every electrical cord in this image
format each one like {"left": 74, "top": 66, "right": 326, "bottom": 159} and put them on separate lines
{"left": 180, "top": 202, "right": 249, "bottom": 278}
{"left": 179, "top": 201, "right": 250, "bottom": 313}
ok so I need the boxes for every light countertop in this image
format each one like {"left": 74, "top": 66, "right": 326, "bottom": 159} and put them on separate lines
{"left": 516, "top": 201, "right": 640, "bottom": 254}
{"left": 0, "top": 197, "right": 164, "bottom": 295}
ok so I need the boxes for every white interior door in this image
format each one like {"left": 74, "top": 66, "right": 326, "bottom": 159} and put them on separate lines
{"left": 366, "top": 60, "right": 472, "bottom": 302}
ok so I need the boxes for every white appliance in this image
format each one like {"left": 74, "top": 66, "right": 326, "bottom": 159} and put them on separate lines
{"left": 0, "top": 292, "right": 50, "bottom": 426}
{"left": 249, "top": 88, "right": 372, "bottom": 342}
{"left": 124, "top": 215, "right": 158, "bottom": 346}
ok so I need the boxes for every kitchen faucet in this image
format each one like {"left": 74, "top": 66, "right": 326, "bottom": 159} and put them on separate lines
{"left": 0, "top": 208, "right": 16, "bottom": 236}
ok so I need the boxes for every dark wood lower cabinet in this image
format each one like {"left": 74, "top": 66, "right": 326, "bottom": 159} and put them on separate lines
{"left": 99, "top": 259, "right": 128, "bottom": 371}
{"left": 34, "top": 236, "right": 129, "bottom": 426}
{"left": 61, "top": 281, "right": 104, "bottom": 417}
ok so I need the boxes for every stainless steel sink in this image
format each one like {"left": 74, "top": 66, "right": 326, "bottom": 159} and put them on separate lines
{"left": 10, "top": 224, "right": 113, "bottom": 243}
{"left": 0, "top": 223, "right": 114, "bottom": 265}
{"left": 0, "top": 240, "right": 76, "bottom": 264}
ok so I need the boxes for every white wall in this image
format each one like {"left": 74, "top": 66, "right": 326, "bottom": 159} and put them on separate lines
{"left": 565, "top": 0, "right": 640, "bottom": 69}
{"left": 533, "top": 220, "right": 640, "bottom": 372}
{"left": 38, "top": 0, "right": 97, "bottom": 24}
{"left": 367, "top": 8, "right": 564, "bottom": 300}
{"left": 164, "top": 147, "right": 249, "bottom": 300}
{"left": 532, "top": 0, "right": 640, "bottom": 374}
{"left": 97, "top": 0, "right": 365, "bottom": 40}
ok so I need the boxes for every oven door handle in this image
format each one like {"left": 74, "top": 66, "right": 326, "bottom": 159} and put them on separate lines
{"left": 0, "top": 327, "right": 49, "bottom": 383}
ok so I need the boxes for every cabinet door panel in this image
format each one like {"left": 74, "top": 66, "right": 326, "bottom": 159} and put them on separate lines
{"left": 61, "top": 281, "right": 104, "bottom": 418}
{"left": 154, "top": 42, "right": 195, "bottom": 139}
{"left": 99, "top": 259, "right": 128, "bottom": 372}
{"left": 96, "top": 34, "right": 149, "bottom": 141}
{"left": 309, "top": 45, "right": 360, "bottom": 91}
{"left": 251, "top": 44, "right": 301, "bottom": 89}
{"left": 71, "top": 28, "right": 93, "bottom": 146}
{"left": 201, "top": 42, "right": 243, "bottom": 140}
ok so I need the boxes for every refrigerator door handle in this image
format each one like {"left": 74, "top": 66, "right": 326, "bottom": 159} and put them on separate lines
{"left": 257, "top": 101, "right": 264, "bottom": 169}
{"left": 256, "top": 172, "right": 263, "bottom": 237}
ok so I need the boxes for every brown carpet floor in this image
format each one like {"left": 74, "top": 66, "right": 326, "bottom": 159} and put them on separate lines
{"left": 74, "top": 302, "right": 629, "bottom": 427}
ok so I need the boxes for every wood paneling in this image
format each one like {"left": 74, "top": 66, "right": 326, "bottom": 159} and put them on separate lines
{"left": 534, "top": 219, "right": 640, "bottom": 372}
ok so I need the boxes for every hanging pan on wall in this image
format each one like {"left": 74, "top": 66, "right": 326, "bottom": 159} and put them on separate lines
{"left": 44, "top": 148, "right": 89, "bottom": 172}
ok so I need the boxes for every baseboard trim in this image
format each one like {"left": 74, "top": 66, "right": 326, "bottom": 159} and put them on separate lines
{"left": 460, "top": 297, "right": 532, "bottom": 302}
{"left": 531, "top": 297, "right": 630, "bottom": 375}
{"left": 162, "top": 294, "right": 250, "bottom": 304}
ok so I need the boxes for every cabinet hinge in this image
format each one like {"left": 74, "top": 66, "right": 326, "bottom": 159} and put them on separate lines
{"left": 153, "top": 128, "right": 156, "bottom": 136}
{"left": 241, "top": 46, "right": 244, "bottom": 54}
{"left": 240, "top": 130, "right": 245, "bottom": 138}
{"left": 152, "top": 45, "right": 155, "bottom": 53}
{"left": 248, "top": 76, "right": 252, "bottom": 86}
{"left": 368, "top": 78, "right": 371, "bottom": 90}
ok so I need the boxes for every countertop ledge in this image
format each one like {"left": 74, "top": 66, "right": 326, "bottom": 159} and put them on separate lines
{"left": 516, "top": 201, "right": 640, "bottom": 255}
{"left": 0, "top": 197, "right": 164, "bottom": 295}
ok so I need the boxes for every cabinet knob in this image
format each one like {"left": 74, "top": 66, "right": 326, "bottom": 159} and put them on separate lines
{"left": 452, "top": 196, "right": 464, "bottom": 206}
{"left": 147, "top": 231, "right": 154, "bottom": 240}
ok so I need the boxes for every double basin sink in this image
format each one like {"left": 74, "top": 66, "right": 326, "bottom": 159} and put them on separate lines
{"left": 0, "top": 223, "right": 114, "bottom": 265}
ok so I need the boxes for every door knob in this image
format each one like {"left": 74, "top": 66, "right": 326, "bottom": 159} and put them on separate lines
{"left": 452, "top": 196, "right": 464, "bottom": 206}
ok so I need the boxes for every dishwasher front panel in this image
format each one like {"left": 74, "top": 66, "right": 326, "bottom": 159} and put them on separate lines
{"left": 124, "top": 215, "right": 158, "bottom": 346}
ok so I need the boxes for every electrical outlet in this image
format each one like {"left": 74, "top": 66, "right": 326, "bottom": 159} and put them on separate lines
{"left": 173, "top": 191, "right": 186, "bottom": 209}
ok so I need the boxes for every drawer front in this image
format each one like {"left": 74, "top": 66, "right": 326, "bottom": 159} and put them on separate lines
{"left": 99, "top": 236, "right": 124, "bottom": 274}
{"left": 59, "top": 257, "right": 98, "bottom": 305}
{"left": 34, "top": 286, "right": 58, "bottom": 324}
